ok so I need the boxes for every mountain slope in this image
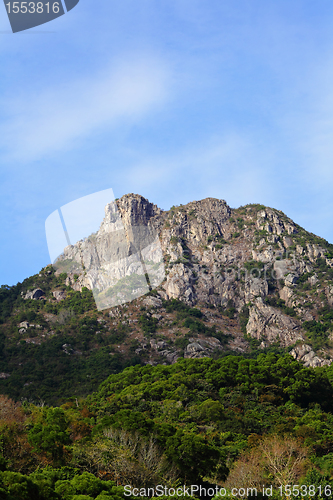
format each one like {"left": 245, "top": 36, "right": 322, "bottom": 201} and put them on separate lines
{"left": 1, "top": 194, "right": 333, "bottom": 403}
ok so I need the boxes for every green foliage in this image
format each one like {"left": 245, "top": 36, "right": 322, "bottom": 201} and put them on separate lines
{"left": 2, "top": 354, "right": 333, "bottom": 491}
{"left": 0, "top": 284, "right": 22, "bottom": 323}
{"left": 28, "top": 408, "right": 71, "bottom": 465}
{"left": 163, "top": 299, "right": 203, "bottom": 318}
{"left": 174, "top": 336, "right": 190, "bottom": 349}
{"left": 139, "top": 314, "right": 158, "bottom": 334}
{"left": 264, "top": 296, "right": 296, "bottom": 317}
{"left": 182, "top": 316, "right": 214, "bottom": 335}
{"left": 239, "top": 305, "right": 250, "bottom": 334}
{"left": 0, "top": 468, "right": 128, "bottom": 500}
{"left": 303, "top": 320, "right": 330, "bottom": 349}
{"left": 236, "top": 218, "right": 245, "bottom": 230}
{"left": 45, "top": 288, "right": 96, "bottom": 316}
{"left": 165, "top": 429, "right": 223, "bottom": 482}
{"left": 301, "top": 305, "right": 333, "bottom": 349}
{"left": 243, "top": 260, "right": 265, "bottom": 272}
{"left": 220, "top": 300, "right": 236, "bottom": 319}
{"left": 0, "top": 470, "right": 52, "bottom": 499}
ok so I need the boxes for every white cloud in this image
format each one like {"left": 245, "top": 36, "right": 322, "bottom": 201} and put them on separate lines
{"left": 0, "top": 55, "right": 170, "bottom": 162}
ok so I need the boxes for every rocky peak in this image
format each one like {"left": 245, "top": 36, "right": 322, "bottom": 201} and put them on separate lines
{"left": 115, "top": 193, "right": 163, "bottom": 228}
{"left": 52, "top": 193, "right": 333, "bottom": 368}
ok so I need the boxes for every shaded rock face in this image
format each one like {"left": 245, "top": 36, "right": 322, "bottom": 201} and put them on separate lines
{"left": 290, "top": 344, "right": 332, "bottom": 368}
{"left": 56, "top": 194, "right": 165, "bottom": 309}
{"left": 184, "top": 337, "right": 222, "bottom": 359}
{"left": 142, "top": 296, "right": 162, "bottom": 309}
{"left": 22, "top": 289, "right": 44, "bottom": 300}
{"left": 116, "top": 194, "right": 163, "bottom": 227}
{"left": 246, "top": 297, "right": 302, "bottom": 347}
{"left": 52, "top": 291, "right": 66, "bottom": 302}
{"left": 57, "top": 193, "right": 333, "bottom": 364}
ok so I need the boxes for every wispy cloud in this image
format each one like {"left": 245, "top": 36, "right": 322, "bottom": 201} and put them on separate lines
{"left": 0, "top": 55, "right": 170, "bottom": 162}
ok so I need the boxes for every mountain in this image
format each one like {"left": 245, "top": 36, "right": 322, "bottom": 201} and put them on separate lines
{"left": 1, "top": 193, "right": 333, "bottom": 403}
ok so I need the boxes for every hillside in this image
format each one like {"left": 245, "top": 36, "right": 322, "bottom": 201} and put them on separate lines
{"left": 1, "top": 355, "right": 333, "bottom": 498}
{"left": 1, "top": 194, "right": 333, "bottom": 404}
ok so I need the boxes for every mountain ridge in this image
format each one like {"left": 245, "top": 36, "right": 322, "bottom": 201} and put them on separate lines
{"left": 1, "top": 193, "right": 333, "bottom": 403}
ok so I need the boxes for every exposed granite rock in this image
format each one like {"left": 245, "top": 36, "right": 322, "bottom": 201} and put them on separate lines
{"left": 22, "top": 288, "right": 44, "bottom": 300}
{"left": 52, "top": 192, "right": 333, "bottom": 363}
{"left": 246, "top": 297, "right": 302, "bottom": 347}
{"left": 163, "top": 263, "right": 195, "bottom": 303}
{"left": 290, "top": 344, "right": 332, "bottom": 367}
{"left": 19, "top": 321, "right": 29, "bottom": 329}
{"left": 326, "top": 285, "right": 333, "bottom": 307}
{"left": 185, "top": 342, "right": 205, "bottom": 358}
{"left": 52, "top": 290, "right": 67, "bottom": 301}
{"left": 56, "top": 195, "right": 165, "bottom": 309}
{"left": 184, "top": 337, "right": 222, "bottom": 359}
{"left": 62, "top": 344, "right": 74, "bottom": 355}
{"left": 142, "top": 296, "right": 162, "bottom": 308}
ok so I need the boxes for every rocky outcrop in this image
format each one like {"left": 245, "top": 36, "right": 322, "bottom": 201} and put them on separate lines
{"left": 246, "top": 297, "right": 303, "bottom": 347}
{"left": 290, "top": 344, "right": 332, "bottom": 367}
{"left": 142, "top": 296, "right": 162, "bottom": 308}
{"left": 163, "top": 263, "right": 195, "bottom": 303}
{"left": 22, "top": 288, "right": 44, "bottom": 300}
{"left": 116, "top": 194, "right": 163, "bottom": 228}
{"left": 184, "top": 337, "right": 223, "bottom": 358}
{"left": 52, "top": 290, "right": 66, "bottom": 301}
{"left": 256, "top": 208, "right": 298, "bottom": 236}
{"left": 52, "top": 193, "right": 333, "bottom": 363}
{"left": 55, "top": 195, "right": 165, "bottom": 310}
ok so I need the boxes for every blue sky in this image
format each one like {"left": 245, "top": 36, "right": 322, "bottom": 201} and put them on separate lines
{"left": 1, "top": 0, "right": 333, "bottom": 286}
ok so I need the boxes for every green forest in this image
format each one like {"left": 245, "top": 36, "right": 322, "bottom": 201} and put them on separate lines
{"left": 1, "top": 267, "right": 333, "bottom": 499}
{"left": 1, "top": 354, "right": 333, "bottom": 498}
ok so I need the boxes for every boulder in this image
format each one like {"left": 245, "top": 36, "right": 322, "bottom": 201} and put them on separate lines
{"left": 52, "top": 290, "right": 67, "bottom": 301}
{"left": 290, "top": 344, "right": 332, "bottom": 368}
{"left": 246, "top": 297, "right": 302, "bottom": 347}
{"left": 142, "top": 296, "right": 162, "bottom": 308}
{"left": 23, "top": 288, "right": 44, "bottom": 300}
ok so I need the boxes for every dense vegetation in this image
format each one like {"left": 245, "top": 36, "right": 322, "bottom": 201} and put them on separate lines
{"left": 1, "top": 355, "right": 333, "bottom": 498}
{"left": 3, "top": 198, "right": 333, "bottom": 498}
{"left": 0, "top": 270, "right": 145, "bottom": 404}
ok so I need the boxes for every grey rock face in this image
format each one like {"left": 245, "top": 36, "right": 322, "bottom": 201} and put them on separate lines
{"left": 185, "top": 342, "right": 205, "bottom": 357}
{"left": 54, "top": 192, "right": 333, "bottom": 363}
{"left": 22, "top": 289, "right": 44, "bottom": 300}
{"left": 290, "top": 344, "right": 332, "bottom": 367}
{"left": 142, "top": 296, "right": 162, "bottom": 308}
{"left": 184, "top": 337, "right": 222, "bottom": 359}
{"left": 52, "top": 290, "right": 67, "bottom": 301}
{"left": 55, "top": 195, "right": 165, "bottom": 310}
{"left": 246, "top": 297, "right": 302, "bottom": 347}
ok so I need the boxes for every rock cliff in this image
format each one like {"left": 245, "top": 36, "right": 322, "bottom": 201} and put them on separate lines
{"left": 38, "top": 194, "right": 333, "bottom": 367}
